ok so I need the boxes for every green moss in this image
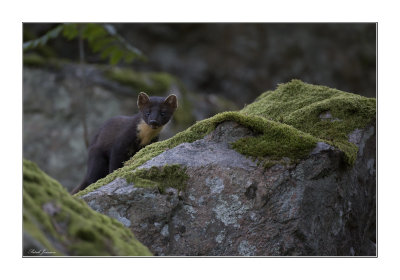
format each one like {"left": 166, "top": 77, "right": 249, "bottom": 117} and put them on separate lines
{"left": 23, "top": 159, "right": 152, "bottom": 256}
{"left": 76, "top": 112, "right": 319, "bottom": 196}
{"left": 129, "top": 165, "right": 189, "bottom": 193}
{"left": 23, "top": 53, "right": 67, "bottom": 69}
{"left": 23, "top": 53, "right": 47, "bottom": 67}
{"left": 231, "top": 117, "right": 317, "bottom": 160}
{"left": 76, "top": 80, "right": 376, "bottom": 196}
{"left": 23, "top": 190, "right": 60, "bottom": 254}
{"left": 241, "top": 79, "right": 376, "bottom": 164}
{"left": 79, "top": 164, "right": 189, "bottom": 195}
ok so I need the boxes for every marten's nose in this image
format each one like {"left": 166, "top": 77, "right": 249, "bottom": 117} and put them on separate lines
{"left": 149, "top": 120, "right": 160, "bottom": 128}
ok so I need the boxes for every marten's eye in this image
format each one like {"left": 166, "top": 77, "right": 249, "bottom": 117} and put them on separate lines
{"left": 160, "top": 111, "right": 166, "bottom": 117}
{"left": 146, "top": 112, "right": 150, "bottom": 117}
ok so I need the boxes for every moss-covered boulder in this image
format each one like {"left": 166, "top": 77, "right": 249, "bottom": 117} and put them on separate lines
{"left": 23, "top": 159, "right": 152, "bottom": 256}
{"left": 240, "top": 79, "right": 376, "bottom": 164}
{"left": 76, "top": 80, "right": 376, "bottom": 197}
{"left": 77, "top": 80, "right": 376, "bottom": 256}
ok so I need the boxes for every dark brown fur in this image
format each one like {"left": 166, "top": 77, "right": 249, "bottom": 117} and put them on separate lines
{"left": 71, "top": 92, "right": 178, "bottom": 194}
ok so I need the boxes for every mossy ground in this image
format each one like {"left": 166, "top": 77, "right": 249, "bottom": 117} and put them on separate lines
{"left": 23, "top": 159, "right": 152, "bottom": 256}
{"left": 76, "top": 80, "right": 376, "bottom": 196}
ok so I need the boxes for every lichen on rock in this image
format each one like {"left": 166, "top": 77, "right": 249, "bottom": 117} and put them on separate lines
{"left": 23, "top": 159, "right": 152, "bottom": 256}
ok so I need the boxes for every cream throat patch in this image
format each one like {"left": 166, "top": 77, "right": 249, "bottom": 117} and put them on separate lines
{"left": 137, "top": 119, "right": 163, "bottom": 146}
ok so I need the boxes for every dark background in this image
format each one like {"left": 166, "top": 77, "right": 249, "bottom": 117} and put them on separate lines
{"left": 24, "top": 23, "right": 376, "bottom": 103}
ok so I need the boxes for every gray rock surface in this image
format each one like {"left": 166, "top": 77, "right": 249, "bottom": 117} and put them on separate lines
{"left": 81, "top": 121, "right": 376, "bottom": 256}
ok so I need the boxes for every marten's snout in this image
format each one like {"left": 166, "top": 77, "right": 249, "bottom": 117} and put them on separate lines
{"left": 149, "top": 120, "right": 160, "bottom": 129}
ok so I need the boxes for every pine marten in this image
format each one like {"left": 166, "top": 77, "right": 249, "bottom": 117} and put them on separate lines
{"left": 71, "top": 92, "right": 178, "bottom": 194}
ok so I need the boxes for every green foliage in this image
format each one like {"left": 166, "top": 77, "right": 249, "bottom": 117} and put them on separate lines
{"left": 23, "top": 25, "right": 64, "bottom": 51}
{"left": 23, "top": 23, "right": 144, "bottom": 65}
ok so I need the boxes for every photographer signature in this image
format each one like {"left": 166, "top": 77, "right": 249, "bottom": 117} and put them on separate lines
{"left": 28, "top": 248, "right": 56, "bottom": 255}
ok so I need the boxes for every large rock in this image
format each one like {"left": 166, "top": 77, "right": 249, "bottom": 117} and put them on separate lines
{"left": 23, "top": 159, "right": 151, "bottom": 256}
{"left": 78, "top": 80, "right": 376, "bottom": 256}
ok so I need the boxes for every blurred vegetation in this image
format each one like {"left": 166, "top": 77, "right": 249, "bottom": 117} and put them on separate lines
{"left": 24, "top": 23, "right": 376, "bottom": 100}
{"left": 23, "top": 23, "right": 144, "bottom": 65}
{"left": 105, "top": 67, "right": 175, "bottom": 94}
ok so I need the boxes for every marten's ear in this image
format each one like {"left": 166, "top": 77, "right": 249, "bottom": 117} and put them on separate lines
{"left": 164, "top": 94, "right": 178, "bottom": 110}
{"left": 137, "top": 92, "right": 150, "bottom": 110}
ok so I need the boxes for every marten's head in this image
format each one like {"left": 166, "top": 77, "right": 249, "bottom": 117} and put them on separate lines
{"left": 137, "top": 92, "right": 178, "bottom": 129}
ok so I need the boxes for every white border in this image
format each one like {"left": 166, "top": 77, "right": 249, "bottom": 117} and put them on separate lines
{"left": 2, "top": 0, "right": 398, "bottom": 279}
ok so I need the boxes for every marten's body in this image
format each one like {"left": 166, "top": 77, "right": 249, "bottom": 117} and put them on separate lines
{"left": 71, "top": 92, "right": 178, "bottom": 194}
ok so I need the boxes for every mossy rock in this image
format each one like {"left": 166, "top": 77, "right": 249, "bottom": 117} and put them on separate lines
{"left": 23, "top": 53, "right": 66, "bottom": 69}
{"left": 76, "top": 80, "right": 376, "bottom": 197}
{"left": 23, "top": 159, "right": 152, "bottom": 256}
{"left": 241, "top": 79, "right": 376, "bottom": 164}
{"left": 23, "top": 53, "right": 48, "bottom": 67}
{"left": 105, "top": 67, "right": 176, "bottom": 95}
